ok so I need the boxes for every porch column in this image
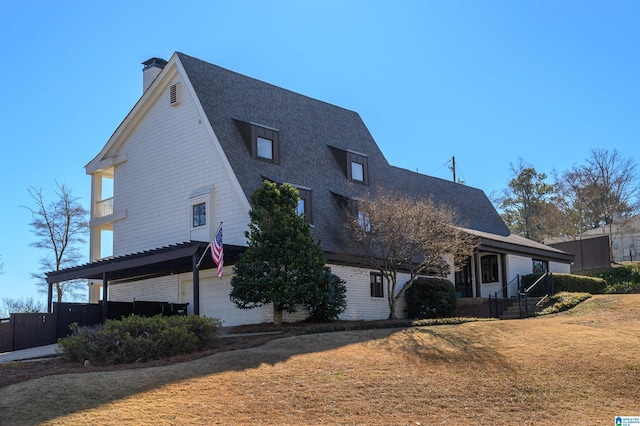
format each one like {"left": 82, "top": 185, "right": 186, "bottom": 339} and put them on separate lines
{"left": 193, "top": 252, "right": 200, "bottom": 316}
{"left": 101, "top": 272, "right": 108, "bottom": 323}
{"left": 474, "top": 252, "right": 482, "bottom": 297}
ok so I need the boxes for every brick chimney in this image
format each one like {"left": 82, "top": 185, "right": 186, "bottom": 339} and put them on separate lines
{"left": 142, "top": 58, "right": 167, "bottom": 93}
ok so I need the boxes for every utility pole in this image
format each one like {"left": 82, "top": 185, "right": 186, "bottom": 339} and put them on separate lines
{"left": 450, "top": 156, "right": 456, "bottom": 183}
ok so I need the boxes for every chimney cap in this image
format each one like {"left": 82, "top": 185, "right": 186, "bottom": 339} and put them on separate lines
{"left": 142, "top": 58, "right": 168, "bottom": 70}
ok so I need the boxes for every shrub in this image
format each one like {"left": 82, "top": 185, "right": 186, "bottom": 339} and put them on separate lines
{"left": 404, "top": 278, "right": 457, "bottom": 320}
{"left": 58, "top": 314, "right": 222, "bottom": 365}
{"left": 537, "top": 292, "right": 591, "bottom": 315}
{"left": 593, "top": 262, "right": 640, "bottom": 286}
{"left": 305, "top": 270, "right": 347, "bottom": 322}
{"left": 580, "top": 263, "right": 640, "bottom": 293}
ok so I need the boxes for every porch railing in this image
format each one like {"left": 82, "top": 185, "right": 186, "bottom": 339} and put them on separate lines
{"left": 489, "top": 275, "right": 521, "bottom": 318}
{"left": 96, "top": 197, "right": 114, "bottom": 218}
{"left": 518, "top": 272, "right": 554, "bottom": 318}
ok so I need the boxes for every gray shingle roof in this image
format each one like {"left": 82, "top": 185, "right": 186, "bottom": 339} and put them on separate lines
{"left": 178, "top": 53, "right": 561, "bottom": 259}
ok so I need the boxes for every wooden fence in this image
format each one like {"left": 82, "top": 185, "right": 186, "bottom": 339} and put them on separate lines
{"left": 0, "top": 301, "right": 188, "bottom": 353}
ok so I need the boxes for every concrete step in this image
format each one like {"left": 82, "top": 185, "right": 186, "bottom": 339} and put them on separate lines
{"left": 499, "top": 298, "right": 542, "bottom": 320}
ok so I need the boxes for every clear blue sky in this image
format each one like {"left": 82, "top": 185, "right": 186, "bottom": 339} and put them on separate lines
{"left": 1, "top": 0, "right": 638, "bottom": 305}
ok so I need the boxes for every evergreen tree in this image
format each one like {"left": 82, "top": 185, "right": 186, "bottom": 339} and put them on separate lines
{"left": 230, "top": 181, "right": 327, "bottom": 325}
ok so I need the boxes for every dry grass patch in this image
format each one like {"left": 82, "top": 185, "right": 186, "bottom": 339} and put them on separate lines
{"left": 1, "top": 294, "right": 639, "bottom": 425}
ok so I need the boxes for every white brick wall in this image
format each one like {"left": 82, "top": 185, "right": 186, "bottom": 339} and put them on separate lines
{"left": 329, "top": 264, "right": 410, "bottom": 321}
{"left": 180, "top": 269, "right": 266, "bottom": 327}
{"left": 111, "top": 72, "right": 249, "bottom": 257}
{"left": 109, "top": 275, "right": 180, "bottom": 303}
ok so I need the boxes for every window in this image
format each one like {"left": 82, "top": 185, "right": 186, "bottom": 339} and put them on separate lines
{"left": 192, "top": 202, "right": 206, "bottom": 227}
{"left": 358, "top": 211, "right": 371, "bottom": 232}
{"left": 370, "top": 273, "right": 384, "bottom": 298}
{"left": 257, "top": 136, "right": 273, "bottom": 160}
{"left": 351, "top": 161, "right": 364, "bottom": 181}
{"left": 234, "top": 120, "right": 280, "bottom": 164}
{"left": 481, "top": 254, "right": 499, "bottom": 283}
{"left": 295, "top": 187, "right": 312, "bottom": 223}
{"left": 347, "top": 151, "right": 369, "bottom": 184}
{"left": 533, "top": 259, "right": 549, "bottom": 274}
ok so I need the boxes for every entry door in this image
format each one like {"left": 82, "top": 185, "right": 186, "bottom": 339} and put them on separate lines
{"left": 455, "top": 260, "right": 473, "bottom": 298}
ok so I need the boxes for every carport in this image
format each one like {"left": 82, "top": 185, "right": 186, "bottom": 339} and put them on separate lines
{"left": 45, "top": 241, "right": 245, "bottom": 321}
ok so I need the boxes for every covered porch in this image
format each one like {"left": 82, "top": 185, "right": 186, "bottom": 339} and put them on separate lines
{"left": 45, "top": 241, "right": 245, "bottom": 321}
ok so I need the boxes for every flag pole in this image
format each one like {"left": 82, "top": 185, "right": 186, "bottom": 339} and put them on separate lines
{"left": 196, "top": 221, "right": 223, "bottom": 268}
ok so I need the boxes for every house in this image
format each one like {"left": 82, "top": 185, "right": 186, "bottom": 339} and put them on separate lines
{"left": 46, "top": 53, "right": 573, "bottom": 326}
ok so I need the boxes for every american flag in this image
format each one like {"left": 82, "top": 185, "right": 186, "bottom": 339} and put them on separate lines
{"left": 210, "top": 225, "right": 223, "bottom": 278}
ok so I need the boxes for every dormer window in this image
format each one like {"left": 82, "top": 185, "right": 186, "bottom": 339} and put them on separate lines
{"left": 257, "top": 136, "right": 274, "bottom": 160}
{"left": 329, "top": 146, "right": 369, "bottom": 185}
{"left": 347, "top": 151, "right": 368, "bottom": 184}
{"left": 234, "top": 120, "right": 280, "bottom": 164}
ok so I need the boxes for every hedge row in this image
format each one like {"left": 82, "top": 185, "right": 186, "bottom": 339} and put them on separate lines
{"left": 58, "top": 314, "right": 222, "bottom": 365}
{"left": 523, "top": 273, "right": 607, "bottom": 295}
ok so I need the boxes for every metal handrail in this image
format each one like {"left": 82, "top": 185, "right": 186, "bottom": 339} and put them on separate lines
{"left": 523, "top": 272, "right": 550, "bottom": 295}
{"left": 489, "top": 275, "right": 521, "bottom": 318}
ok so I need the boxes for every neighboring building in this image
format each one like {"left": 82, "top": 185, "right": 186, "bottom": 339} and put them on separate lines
{"left": 47, "top": 53, "right": 573, "bottom": 326}
{"left": 548, "top": 235, "right": 611, "bottom": 272}
{"left": 546, "top": 215, "right": 640, "bottom": 265}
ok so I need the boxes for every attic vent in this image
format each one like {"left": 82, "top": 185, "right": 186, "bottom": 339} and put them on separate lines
{"left": 169, "top": 83, "right": 181, "bottom": 106}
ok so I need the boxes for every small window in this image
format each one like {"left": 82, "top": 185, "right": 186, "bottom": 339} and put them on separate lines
{"left": 370, "top": 273, "right": 384, "bottom": 298}
{"left": 481, "top": 255, "right": 499, "bottom": 283}
{"left": 533, "top": 259, "right": 549, "bottom": 274}
{"left": 192, "top": 203, "right": 206, "bottom": 227}
{"left": 254, "top": 125, "right": 279, "bottom": 163}
{"left": 351, "top": 161, "right": 364, "bottom": 182}
{"left": 347, "top": 151, "right": 369, "bottom": 184}
{"left": 296, "top": 187, "right": 313, "bottom": 223}
{"left": 257, "top": 136, "right": 273, "bottom": 160}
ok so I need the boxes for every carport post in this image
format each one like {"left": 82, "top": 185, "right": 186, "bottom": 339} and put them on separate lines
{"left": 47, "top": 282, "right": 53, "bottom": 313}
{"left": 101, "top": 272, "right": 108, "bottom": 323}
{"left": 193, "top": 251, "right": 200, "bottom": 316}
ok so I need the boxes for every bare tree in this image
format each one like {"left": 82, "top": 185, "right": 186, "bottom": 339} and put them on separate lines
{"left": 24, "top": 183, "right": 89, "bottom": 303}
{"left": 556, "top": 149, "right": 639, "bottom": 260}
{"left": 344, "top": 188, "right": 477, "bottom": 319}
{"left": 0, "top": 297, "right": 45, "bottom": 318}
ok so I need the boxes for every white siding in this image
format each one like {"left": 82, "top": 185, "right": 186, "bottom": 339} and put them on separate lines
{"left": 476, "top": 253, "right": 503, "bottom": 297}
{"left": 505, "top": 254, "right": 532, "bottom": 297}
{"left": 111, "top": 73, "right": 249, "bottom": 257}
{"left": 549, "top": 261, "right": 570, "bottom": 274}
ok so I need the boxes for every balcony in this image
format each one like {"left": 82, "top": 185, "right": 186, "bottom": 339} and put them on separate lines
{"left": 96, "top": 197, "right": 114, "bottom": 218}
